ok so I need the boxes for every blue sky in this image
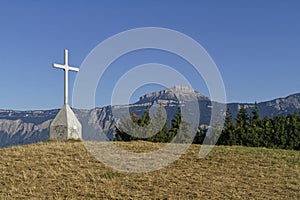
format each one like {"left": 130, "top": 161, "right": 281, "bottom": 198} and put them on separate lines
{"left": 0, "top": 0, "right": 299, "bottom": 110}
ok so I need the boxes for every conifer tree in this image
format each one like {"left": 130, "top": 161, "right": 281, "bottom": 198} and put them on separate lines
{"left": 251, "top": 102, "right": 260, "bottom": 123}
{"left": 168, "top": 107, "right": 181, "bottom": 142}
{"left": 148, "top": 105, "right": 168, "bottom": 142}
{"left": 219, "top": 109, "right": 234, "bottom": 145}
{"left": 193, "top": 125, "right": 208, "bottom": 144}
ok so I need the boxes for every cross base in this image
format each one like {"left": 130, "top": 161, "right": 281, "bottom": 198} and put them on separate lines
{"left": 50, "top": 104, "right": 82, "bottom": 141}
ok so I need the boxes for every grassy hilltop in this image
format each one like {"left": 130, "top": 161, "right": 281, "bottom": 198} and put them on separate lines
{"left": 0, "top": 141, "right": 299, "bottom": 199}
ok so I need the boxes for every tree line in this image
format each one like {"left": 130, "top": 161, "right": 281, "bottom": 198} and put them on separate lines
{"left": 115, "top": 106, "right": 192, "bottom": 143}
{"left": 215, "top": 104, "right": 300, "bottom": 150}
{"left": 114, "top": 104, "right": 300, "bottom": 150}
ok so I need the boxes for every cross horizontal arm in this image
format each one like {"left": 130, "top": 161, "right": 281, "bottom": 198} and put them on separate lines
{"left": 53, "top": 63, "right": 65, "bottom": 69}
{"left": 53, "top": 64, "right": 79, "bottom": 72}
{"left": 68, "top": 66, "right": 80, "bottom": 72}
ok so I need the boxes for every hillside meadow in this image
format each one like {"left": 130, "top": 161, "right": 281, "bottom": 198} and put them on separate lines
{"left": 0, "top": 141, "right": 299, "bottom": 199}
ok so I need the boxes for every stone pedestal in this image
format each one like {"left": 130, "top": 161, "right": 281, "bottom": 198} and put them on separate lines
{"left": 50, "top": 104, "right": 82, "bottom": 141}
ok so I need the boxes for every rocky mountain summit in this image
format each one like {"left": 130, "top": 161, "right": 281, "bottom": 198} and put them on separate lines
{"left": 137, "top": 85, "right": 209, "bottom": 105}
{"left": 0, "top": 86, "right": 300, "bottom": 147}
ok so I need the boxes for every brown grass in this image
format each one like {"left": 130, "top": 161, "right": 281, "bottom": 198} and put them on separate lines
{"left": 0, "top": 141, "right": 299, "bottom": 199}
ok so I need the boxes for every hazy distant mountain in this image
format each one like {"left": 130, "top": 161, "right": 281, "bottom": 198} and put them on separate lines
{"left": 0, "top": 86, "right": 299, "bottom": 148}
{"left": 227, "top": 93, "right": 300, "bottom": 119}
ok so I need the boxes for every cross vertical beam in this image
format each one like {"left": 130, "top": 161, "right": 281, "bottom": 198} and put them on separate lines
{"left": 64, "top": 49, "right": 69, "bottom": 105}
{"left": 53, "top": 49, "right": 79, "bottom": 105}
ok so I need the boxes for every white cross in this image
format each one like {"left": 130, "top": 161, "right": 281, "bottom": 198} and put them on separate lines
{"left": 53, "top": 49, "right": 79, "bottom": 105}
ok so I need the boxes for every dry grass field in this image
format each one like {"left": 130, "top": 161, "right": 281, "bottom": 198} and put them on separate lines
{"left": 0, "top": 141, "right": 299, "bottom": 199}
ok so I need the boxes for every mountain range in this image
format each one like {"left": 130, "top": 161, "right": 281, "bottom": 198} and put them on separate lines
{"left": 1, "top": 85, "right": 300, "bottom": 148}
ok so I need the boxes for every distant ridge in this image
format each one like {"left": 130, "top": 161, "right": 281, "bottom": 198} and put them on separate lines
{"left": 227, "top": 92, "right": 300, "bottom": 118}
{"left": 0, "top": 86, "right": 300, "bottom": 147}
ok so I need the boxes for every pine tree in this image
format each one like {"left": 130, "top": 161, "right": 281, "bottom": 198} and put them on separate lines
{"left": 218, "top": 109, "right": 234, "bottom": 145}
{"left": 251, "top": 102, "right": 260, "bottom": 123}
{"left": 148, "top": 105, "right": 168, "bottom": 142}
{"left": 175, "top": 120, "right": 192, "bottom": 144}
{"left": 168, "top": 107, "right": 181, "bottom": 142}
{"left": 114, "top": 120, "right": 132, "bottom": 141}
{"left": 114, "top": 111, "right": 148, "bottom": 141}
{"left": 236, "top": 105, "right": 249, "bottom": 127}
{"left": 261, "top": 117, "right": 273, "bottom": 147}
{"left": 272, "top": 115, "right": 287, "bottom": 149}
{"left": 248, "top": 102, "right": 261, "bottom": 147}
{"left": 286, "top": 112, "right": 300, "bottom": 150}
{"left": 235, "top": 105, "right": 250, "bottom": 145}
{"left": 139, "top": 108, "right": 150, "bottom": 127}
{"left": 193, "top": 125, "right": 207, "bottom": 144}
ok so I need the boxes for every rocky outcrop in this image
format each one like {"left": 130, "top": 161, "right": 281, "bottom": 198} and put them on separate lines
{"left": 0, "top": 119, "right": 51, "bottom": 147}
{"left": 138, "top": 85, "right": 209, "bottom": 105}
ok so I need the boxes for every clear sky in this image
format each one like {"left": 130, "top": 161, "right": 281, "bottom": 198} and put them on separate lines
{"left": 0, "top": 0, "right": 299, "bottom": 110}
